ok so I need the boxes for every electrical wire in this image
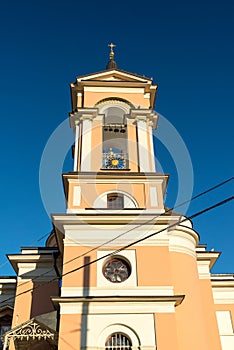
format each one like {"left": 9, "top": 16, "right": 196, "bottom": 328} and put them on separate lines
{"left": 0, "top": 232, "right": 52, "bottom": 274}
{"left": 0, "top": 194, "right": 232, "bottom": 307}
{"left": 61, "top": 196, "right": 234, "bottom": 278}
{"left": 60, "top": 176, "right": 234, "bottom": 267}
{"left": 2, "top": 177, "right": 233, "bottom": 293}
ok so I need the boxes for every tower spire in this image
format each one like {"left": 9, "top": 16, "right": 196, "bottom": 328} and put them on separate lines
{"left": 106, "top": 42, "right": 118, "bottom": 70}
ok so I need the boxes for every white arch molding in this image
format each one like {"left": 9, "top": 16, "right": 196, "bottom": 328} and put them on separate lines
{"left": 93, "top": 190, "right": 139, "bottom": 209}
{"left": 87, "top": 314, "right": 156, "bottom": 350}
{"left": 98, "top": 324, "right": 140, "bottom": 349}
{"left": 95, "top": 98, "right": 133, "bottom": 115}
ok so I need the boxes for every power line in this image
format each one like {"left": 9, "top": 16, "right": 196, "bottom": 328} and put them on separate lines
{"left": 29, "top": 232, "right": 51, "bottom": 247}
{"left": 60, "top": 176, "right": 234, "bottom": 268}
{"left": 0, "top": 232, "right": 51, "bottom": 273}
{"left": 0, "top": 195, "right": 232, "bottom": 307}
{"left": 2, "top": 177, "right": 233, "bottom": 293}
{"left": 61, "top": 196, "right": 233, "bottom": 278}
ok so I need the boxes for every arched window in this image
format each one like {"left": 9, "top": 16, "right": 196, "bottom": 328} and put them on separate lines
{"left": 105, "top": 333, "right": 132, "bottom": 350}
{"left": 107, "top": 193, "right": 124, "bottom": 209}
{"left": 94, "top": 191, "right": 138, "bottom": 209}
{"left": 104, "top": 106, "right": 126, "bottom": 125}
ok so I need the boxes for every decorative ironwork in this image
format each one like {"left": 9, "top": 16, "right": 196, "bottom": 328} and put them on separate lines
{"left": 2, "top": 319, "right": 57, "bottom": 349}
{"left": 11, "top": 321, "right": 55, "bottom": 341}
{"left": 105, "top": 333, "right": 132, "bottom": 350}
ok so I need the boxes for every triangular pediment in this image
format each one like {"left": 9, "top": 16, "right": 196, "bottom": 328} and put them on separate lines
{"left": 77, "top": 69, "right": 152, "bottom": 83}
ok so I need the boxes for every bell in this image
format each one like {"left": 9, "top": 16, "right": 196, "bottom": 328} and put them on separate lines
{"left": 120, "top": 127, "right": 126, "bottom": 133}
{"left": 108, "top": 126, "right": 113, "bottom": 132}
{"left": 114, "top": 127, "right": 119, "bottom": 132}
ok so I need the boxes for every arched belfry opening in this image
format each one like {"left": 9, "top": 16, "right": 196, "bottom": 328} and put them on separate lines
{"left": 96, "top": 99, "right": 133, "bottom": 170}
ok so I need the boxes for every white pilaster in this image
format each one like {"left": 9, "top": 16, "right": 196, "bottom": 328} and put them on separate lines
{"left": 73, "top": 122, "right": 80, "bottom": 171}
{"left": 69, "top": 108, "right": 98, "bottom": 172}
{"left": 128, "top": 109, "right": 158, "bottom": 173}
{"left": 80, "top": 116, "right": 93, "bottom": 171}
{"left": 136, "top": 117, "right": 150, "bottom": 172}
{"left": 148, "top": 124, "right": 156, "bottom": 171}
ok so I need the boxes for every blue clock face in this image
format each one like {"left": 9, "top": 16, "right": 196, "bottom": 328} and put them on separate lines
{"left": 103, "top": 148, "right": 126, "bottom": 169}
{"left": 106, "top": 157, "right": 125, "bottom": 169}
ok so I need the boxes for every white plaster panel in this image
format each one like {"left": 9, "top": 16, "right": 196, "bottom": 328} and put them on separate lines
{"left": 220, "top": 335, "right": 234, "bottom": 350}
{"left": 80, "top": 119, "right": 92, "bottom": 171}
{"left": 66, "top": 208, "right": 165, "bottom": 215}
{"left": 124, "top": 195, "right": 136, "bottom": 208}
{"left": 84, "top": 87, "right": 145, "bottom": 93}
{"left": 63, "top": 224, "right": 169, "bottom": 247}
{"left": 73, "top": 186, "right": 81, "bottom": 206}
{"left": 61, "top": 286, "right": 174, "bottom": 297}
{"left": 87, "top": 313, "right": 156, "bottom": 349}
{"left": 137, "top": 120, "right": 150, "bottom": 172}
{"left": 149, "top": 187, "right": 158, "bottom": 207}
{"left": 54, "top": 301, "right": 176, "bottom": 315}
{"left": 148, "top": 125, "right": 156, "bottom": 171}
{"left": 213, "top": 288, "right": 234, "bottom": 304}
{"left": 93, "top": 194, "right": 108, "bottom": 208}
{"left": 17, "top": 262, "right": 57, "bottom": 280}
{"left": 0, "top": 278, "right": 16, "bottom": 284}
{"left": 168, "top": 229, "right": 197, "bottom": 258}
{"left": 197, "top": 261, "right": 211, "bottom": 279}
{"left": 90, "top": 302, "right": 174, "bottom": 314}
{"left": 73, "top": 123, "right": 80, "bottom": 171}
{"left": 216, "top": 311, "right": 234, "bottom": 334}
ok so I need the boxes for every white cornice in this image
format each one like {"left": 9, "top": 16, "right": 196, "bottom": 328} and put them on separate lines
{"left": 69, "top": 108, "right": 99, "bottom": 128}
{"left": 53, "top": 295, "right": 184, "bottom": 314}
{"left": 76, "top": 70, "right": 152, "bottom": 83}
{"left": 212, "top": 287, "right": 234, "bottom": 304}
{"left": 63, "top": 173, "right": 168, "bottom": 181}
{"left": 66, "top": 208, "right": 165, "bottom": 215}
{"left": 7, "top": 254, "right": 57, "bottom": 275}
{"left": 168, "top": 226, "right": 199, "bottom": 257}
{"left": 61, "top": 286, "right": 174, "bottom": 297}
{"left": 197, "top": 260, "right": 211, "bottom": 279}
{"left": 84, "top": 86, "right": 145, "bottom": 93}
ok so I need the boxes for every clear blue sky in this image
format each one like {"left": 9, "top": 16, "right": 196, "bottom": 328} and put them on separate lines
{"left": 0, "top": 0, "right": 233, "bottom": 275}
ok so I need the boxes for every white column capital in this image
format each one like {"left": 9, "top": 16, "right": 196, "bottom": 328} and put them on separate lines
{"left": 128, "top": 109, "right": 159, "bottom": 129}
{"left": 80, "top": 114, "right": 96, "bottom": 121}
{"left": 69, "top": 108, "right": 98, "bottom": 128}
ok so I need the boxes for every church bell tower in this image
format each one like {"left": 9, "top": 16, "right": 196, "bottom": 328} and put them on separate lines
{"left": 50, "top": 45, "right": 226, "bottom": 350}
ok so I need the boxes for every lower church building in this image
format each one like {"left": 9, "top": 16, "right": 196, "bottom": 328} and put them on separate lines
{"left": 0, "top": 47, "right": 233, "bottom": 350}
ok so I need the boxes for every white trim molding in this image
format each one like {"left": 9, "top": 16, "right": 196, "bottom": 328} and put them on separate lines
{"left": 53, "top": 295, "right": 184, "bottom": 315}
{"left": 61, "top": 286, "right": 175, "bottom": 297}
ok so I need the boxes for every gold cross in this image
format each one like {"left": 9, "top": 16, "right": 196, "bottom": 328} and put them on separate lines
{"left": 108, "top": 42, "right": 116, "bottom": 59}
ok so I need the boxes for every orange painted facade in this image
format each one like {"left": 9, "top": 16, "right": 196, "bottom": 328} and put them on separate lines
{"left": 1, "top": 58, "right": 233, "bottom": 350}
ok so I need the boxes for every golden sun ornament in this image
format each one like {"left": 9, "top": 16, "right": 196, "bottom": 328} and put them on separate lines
{"left": 111, "top": 159, "right": 119, "bottom": 166}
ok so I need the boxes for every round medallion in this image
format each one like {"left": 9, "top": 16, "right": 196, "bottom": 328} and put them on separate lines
{"left": 111, "top": 159, "right": 119, "bottom": 166}
{"left": 103, "top": 257, "right": 131, "bottom": 283}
